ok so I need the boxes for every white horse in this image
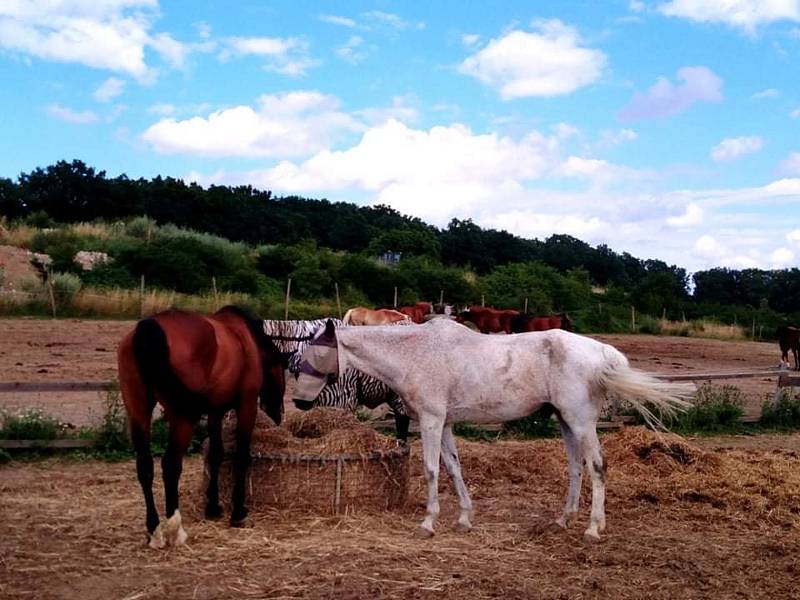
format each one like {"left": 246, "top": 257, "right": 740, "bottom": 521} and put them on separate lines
{"left": 293, "top": 319, "right": 693, "bottom": 541}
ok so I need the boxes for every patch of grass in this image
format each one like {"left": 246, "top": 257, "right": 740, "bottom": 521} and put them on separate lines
{"left": 670, "top": 384, "right": 746, "bottom": 434}
{"left": 0, "top": 408, "right": 67, "bottom": 440}
{"left": 92, "top": 386, "right": 130, "bottom": 453}
{"left": 760, "top": 391, "right": 800, "bottom": 429}
{"left": 0, "top": 448, "right": 11, "bottom": 464}
{"left": 453, "top": 422, "right": 497, "bottom": 442}
{"left": 502, "top": 407, "right": 559, "bottom": 439}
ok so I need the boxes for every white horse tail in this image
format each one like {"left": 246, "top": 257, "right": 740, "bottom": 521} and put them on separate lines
{"left": 597, "top": 347, "right": 694, "bottom": 430}
{"left": 342, "top": 309, "right": 355, "bottom": 325}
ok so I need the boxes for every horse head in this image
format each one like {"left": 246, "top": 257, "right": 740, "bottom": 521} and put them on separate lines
{"left": 293, "top": 319, "right": 340, "bottom": 406}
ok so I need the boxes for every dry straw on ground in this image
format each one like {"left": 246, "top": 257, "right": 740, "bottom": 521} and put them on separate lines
{"left": 2, "top": 427, "right": 800, "bottom": 599}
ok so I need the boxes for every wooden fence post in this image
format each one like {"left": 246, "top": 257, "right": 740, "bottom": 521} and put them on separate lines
{"left": 523, "top": 297, "right": 528, "bottom": 313}
{"left": 439, "top": 290, "right": 444, "bottom": 306}
{"left": 393, "top": 286, "right": 398, "bottom": 308}
{"left": 335, "top": 282, "right": 342, "bottom": 319}
{"left": 284, "top": 278, "right": 292, "bottom": 320}
{"left": 211, "top": 276, "right": 219, "bottom": 311}
{"left": 139, "top": 275, "right": 145, "bottom": 317}
{"left": 46, "top": 271, "right": 57, "bottom": 318}
{"left": 631, "top": 306, "right": 636, "bottom": 331}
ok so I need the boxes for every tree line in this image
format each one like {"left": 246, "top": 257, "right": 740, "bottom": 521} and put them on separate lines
{"left": 1, "top": 159, "right": 799, "bottom": 326}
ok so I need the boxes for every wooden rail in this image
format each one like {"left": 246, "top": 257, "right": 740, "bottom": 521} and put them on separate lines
{"left": 657, "top": 369, "right": 784, "bottom": 382}
{"left": 0, "top": 381, "right": 115, "bottom": 393}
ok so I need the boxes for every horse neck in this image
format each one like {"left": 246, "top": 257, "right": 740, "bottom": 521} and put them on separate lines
{"left": 336, "top": 326, "right": 416, "bottom": 389}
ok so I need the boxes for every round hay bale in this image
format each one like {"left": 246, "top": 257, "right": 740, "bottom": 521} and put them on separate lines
{"left": 204, "top": 408, "right": 409, "bottom": 515}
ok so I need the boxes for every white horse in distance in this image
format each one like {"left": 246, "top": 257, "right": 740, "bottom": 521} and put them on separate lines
{"left": 293, "top": 319, "right": 693, "bottom": 541}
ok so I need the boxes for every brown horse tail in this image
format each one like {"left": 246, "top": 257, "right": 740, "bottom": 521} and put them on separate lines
{"left": 132, "top": 318, "right": 204, "bottom": 418}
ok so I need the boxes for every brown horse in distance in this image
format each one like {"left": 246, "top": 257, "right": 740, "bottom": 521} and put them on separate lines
{"left": 118, "top": 306, "right": 288, "bottom": 549}
{"left": 511, "top": 312, "right": 573, "bottom": 333}
{"left": 343, "top": 307, "right": 410, "bottom": 325}
{"left": 457, "top": 305, "right": 519, "bottom": 334}
{"left": 398, "top": 302, "right": 433, "bottom": 323}
{"left": 777, "top": 325, "right": 800, "bottom": 370}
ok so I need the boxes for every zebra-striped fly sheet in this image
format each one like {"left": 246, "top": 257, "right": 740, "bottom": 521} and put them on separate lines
{"left": 263, "top": 317, "right": 410, "bottom": 423}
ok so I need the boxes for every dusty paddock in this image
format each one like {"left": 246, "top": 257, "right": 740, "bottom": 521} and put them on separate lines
{"left": 0, "top": 318, "right": 783, "bottom": 426}
{"left": 2, "top": 428, "right": 800, "bottom": 600}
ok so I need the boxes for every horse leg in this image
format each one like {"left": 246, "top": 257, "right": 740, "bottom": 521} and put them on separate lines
{"left": 440, "top": 425, "right": 473, "bottom": 532}
{"left": 130, "top": 419, "right": 163, "bottom": 549}
{"left": 576, "top": 427, "right": 606, "bottom": 542}
{"left": 554, "top": 413, "right": 583, "bottom": 529}
{"left": 204, "top": 411, "right": 224, "bottom": 520}
{"left": 161, "top": 415, "right": 194, "bottom": 546}
{"left": 231, "top": 397, "right": 256, "bottom": 527}
{"left": 418, "top": 412, "right": 445, "bottom": 537}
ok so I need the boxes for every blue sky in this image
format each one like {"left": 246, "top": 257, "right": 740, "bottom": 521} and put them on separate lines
{"left": 2, "top": 1, "right": 800, "bottom": 272}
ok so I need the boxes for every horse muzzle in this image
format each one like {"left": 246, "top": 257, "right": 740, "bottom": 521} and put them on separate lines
{"left": 293, "top": 399, "right": 316, "bottom": 411}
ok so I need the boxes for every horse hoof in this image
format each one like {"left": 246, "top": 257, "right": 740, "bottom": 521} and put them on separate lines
{"left": 147, "top": 525, "right": 166, "bottom": 549}
{"left": 455, "top": 521, "right": 472, "bottom": 533}
{"left": 416, "top": 526, "right": 435, "bottom": 539}
{"left": 165, "top": 510, "right": 188, "bottom": 546}
{"left": 205, "top": 504, "right": 223, "bottom": 520}
{"left": 230, "top": 518, "right": 249, "bottom": 528}
{"left": 583, "top": 530, "right": 602, "bottom": 544}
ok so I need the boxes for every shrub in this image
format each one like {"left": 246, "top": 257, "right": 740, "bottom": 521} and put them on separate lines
{"left": 760, "top": 392, "right": 800, "bottom": 428}
{"left": 0, "top": 408, "right": 66, "bottom": 440}
{"left": 93, "top": 387, "right": 130, "bottom": 452}
{"left": 453, "top": 422, "right": 497, "bottom": 441}
{"left": 671, "top": 383, "right": 745, "bottom": 433}
{"left": 51, "top": 272, "right": 82, "bottom": 305}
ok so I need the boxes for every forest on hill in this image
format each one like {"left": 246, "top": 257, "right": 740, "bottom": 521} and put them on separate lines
{"left": 1, "top": 160, "right": 798, "bottom": 332}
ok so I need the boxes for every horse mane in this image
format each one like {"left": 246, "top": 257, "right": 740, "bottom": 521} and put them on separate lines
{"left": 216, "top": 305, "right": 278, "bottom": 358}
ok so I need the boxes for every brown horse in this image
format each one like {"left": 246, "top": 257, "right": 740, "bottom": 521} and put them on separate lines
{"left": 457, "top": 305, "right": 519, "bottom": 334}
{"left": 777, "top": 325, "right": 800, "bottom": 370}
{"left": 398, "top": 302, "right": 433, "bottom": 324}
{"left": 511, "top": 312, "right": 573, "bottom": 333}
{"left": 343, "top": 306, "right": 410, "bottom": 325}
{"left": 118, "top": 306, "right": 288, "bottom": 549}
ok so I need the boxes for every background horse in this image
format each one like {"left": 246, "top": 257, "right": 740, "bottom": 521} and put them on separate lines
{"left": 777, "top": 325, "right": 800, "bottom": 370}
{"left": 457, "top": 305, "right": 519, "bottom": 333}
{"left": 512, "top": 312, "right": 573, "bottom": 333}
{"left": 118, "top": 306, "right": 287, "bottom": 549}
{"left": 293, "top": 319, "right": 692, "bottom": 542}
{"left": 343, "top": 307, "right": 409, "bottom": 325}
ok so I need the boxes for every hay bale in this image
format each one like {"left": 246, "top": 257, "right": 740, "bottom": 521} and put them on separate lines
{"left": 206, "top": 407, "right": 409, "bottom": 515}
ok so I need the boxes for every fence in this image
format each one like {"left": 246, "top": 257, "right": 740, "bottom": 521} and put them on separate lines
{"left": 2, "top": 367, "right": 796, "bottom": 445}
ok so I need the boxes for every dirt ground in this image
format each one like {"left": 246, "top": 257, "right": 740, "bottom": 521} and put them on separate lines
{"left": 0, "top": 318, "right": 783, "bottom": 426}
{"left": 2, "top": 428, "right": 799, "bottom": 600}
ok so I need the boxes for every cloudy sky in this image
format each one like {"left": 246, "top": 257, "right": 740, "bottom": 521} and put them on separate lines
{"left": 2, "top": 1, "right": 800, "bottom": 272}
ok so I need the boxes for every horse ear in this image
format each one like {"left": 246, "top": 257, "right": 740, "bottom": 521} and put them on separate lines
{"left": 325, "top": 319, "right": 336, "bottom": 337}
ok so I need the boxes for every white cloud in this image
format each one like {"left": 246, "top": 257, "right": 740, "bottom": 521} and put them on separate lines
{"left": 0, "top": 0, "right": 189, "bottom": 82}
{"left": 778, "top": 152, "right": 800, "bottom": 175}
{"left": 142, "top": 91, "right": 361, "bottom": 157}
{"left": 458, "top": 19, "right": 606, "bottom": 99}
{"left": 751, "top": 88, "right": 780, "bottom": 99}
{"left": 619, "top": 66, "right": 723, "bottom": 120}
{"left": 630, "top": 1, "right": 646, "bottom": 12}
{"left": 46, "top": 104, "right": 98, "bottom": 124}
{"left": 361, "top": 11, "right": 423, "bottom": 30}
{"left": 597, "top": 128, "right": 638, "bottom": 148}
{"left": 558, "top": 156, "right": 640, "bottom": 186}
{"left": 219, "top": 36, "right": 318, "bottom": 77}
{"left": 666, "top": 203, "right": 704, "bottom": 227}
{"left": 787, "top": 229, "right": 800, "bottom": 243}
{"left": 336, "top": 35, "right": 366, "bottom": 64}
{"left": 770, "top": 247, "right": 795, "bottom": 267}
{"left": 659, "top": 0, "right": 800, "bottom": 33}
{"left": 461, "top": 33, "right": 480, "bottom": 47}
{"left": 791, "top": 107, "right": 800, "bottom": 119}
{"left": 93, "top": 77, "right": 125, "bottom": 102}
{"left": 710, "top": 136, "right": 763, "bottom": 162}
{"left": 353, "top": 95, "right": 419, "bottom": 126}
{"left": 319, "top": 14, "right": 357, "bottom": 28}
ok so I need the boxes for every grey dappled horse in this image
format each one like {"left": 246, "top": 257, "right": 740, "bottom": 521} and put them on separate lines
{"left": 293, "top": 319, "right": 693, "bottom": 542}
